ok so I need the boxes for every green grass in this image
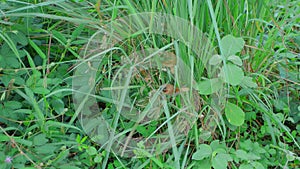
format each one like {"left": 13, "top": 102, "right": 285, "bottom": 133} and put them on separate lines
{"left": 0, "top": 0, "right": 299, "bottom": 169}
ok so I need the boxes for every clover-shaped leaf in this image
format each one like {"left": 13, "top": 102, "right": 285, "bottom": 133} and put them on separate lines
{"left": 221, "top": 35, "right": 245, "bottom": 58}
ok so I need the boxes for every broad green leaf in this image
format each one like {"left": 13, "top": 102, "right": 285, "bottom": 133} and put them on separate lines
{"left": 0, "top": 47, "right": 20, "bottom": 68}
{"left": 51, "top": 99, "right": 65, "bottom": 114}
{"left": 240, "top": 140, "right": 253, "bottom": 151}
{"left": 18, "top": 49, "right": 27, "bottom": 58}
{"left": 7, "top": 31, "right": 18, "bottom": 45}
{"left": 34, "top": 144, "right": 56, "bottom": 154}
{"left": 228, "top": 55, "right": 243, "bottom": 66}
{"left": 247, "top": 152, "right": 261, "bottom": 160}
{"left": 7, "top": 31, "right": 28, "bottom": 47}
{"left": 47, "top": 78, "right": 62, "bottom": 85}
{"left": 94, "top": 154, "right": 103, "bottom": 163}
{"left": 252, "top": 142, "right": 266, "bottom": 154}
{"left": 235, "top": 150, "right": 248, "bottom": 160}
{"left": 14, "top": 31, "right": 28, "bottom": 46}
{"left": 33, "top": 134, "right": 48, "bottom": 146}
{"left": 241, "top": 76, "right": 258, "bottom": 88}
{"left": 278, "top": 52, "right": 296, "bottom": 59}
{"left": 220, "top": 35, "right": 245, "bottom": 57}
{"left": 0, "top": 75, "right": 13, "bottom": 86}
{"left": 268, "top": 148, "right": 276, "bottom": 155}
{"left": 196, "top": 78, "right": 223, "bottom": 95}
{"left": 209, "top": 54, "right": 222, "bottom": 65}
{"left": 137, "top": 121, "right": 157, "bottom": 137}
{"left": 213, "top": 148, "right": 227, "bottom": 155}
{"left": 274, "top": 101, "right": 287, "bottom": 111}
{"left": 5, "top": 137, "right": 33, "bottom": 146}
{"left": 199, "top": 130, "right": 211, "bottom": 141}
{"left": 240, "top": 164, "right": 253, "bottom": 169}
{"left": 59, "top": 166, "right": 81, "bottom": 169}
{"left": 194, "top": 159, "right": 211, "bottom": 169}
{"left": 26, "top": 71, "right": 41, "bottom": 87}
{"left": 192, "top": 144, "right": 212, "bottom": 160}
{"left": 7, "top": 56, "right": 20, "bottom": 68}
{"left": 210, "top": 140, "right": 227, "bottom": 151}
{"left": 0, "top": 54, "right": 3, "bottom": 67}
{"left": 220, "top": 63, "right": 244, "bottom": 86}
{"left": 212, "top": 153, "right": 232, "bottom": 169}
{"left": 87, "top": 146, "right": 98, "bottom": 155}
{"left": 4, "top": 101, "right": 22, "bottom": 110}
{"left": 32, "top": 87, "right": 50, "bottom": 95}
{"left": 225, "top": 102, "right": 245, "bottom": 126}
{"left": 0, "top": 43, "right": 11, "bottom": 55}
{"left": 24, "top": 86, "right": 35, "bottom": 101}
{"left": 53, "top": 149, "right": 69, "bottom": 165}
{"left": 251, "top": 161, "right": 264, "bottom": 169}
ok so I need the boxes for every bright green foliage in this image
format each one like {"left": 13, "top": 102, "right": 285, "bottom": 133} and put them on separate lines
{"left": 225, "top": 102, "right": 245, "bottom": 126}
{"left": 0, "top": 0, "right": 299, "bottom": 169}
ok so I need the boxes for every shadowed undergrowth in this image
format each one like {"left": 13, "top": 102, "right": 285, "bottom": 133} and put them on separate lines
{"left": 0, "top": 0, "right": 299, "bottom": 169}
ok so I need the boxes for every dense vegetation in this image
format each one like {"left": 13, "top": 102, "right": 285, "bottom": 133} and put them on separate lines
{"left": 0, "top": 0, "right": 299, "bottom": 168}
